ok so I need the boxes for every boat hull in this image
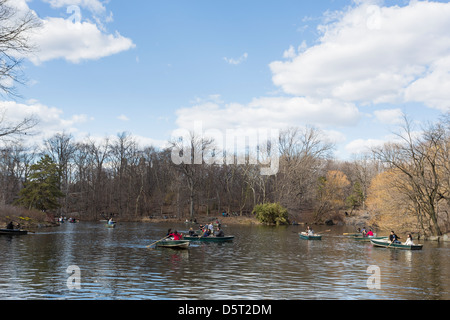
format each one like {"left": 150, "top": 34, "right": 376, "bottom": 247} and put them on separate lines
{"left": 299, "top": 233, "right": 322, "bottom": 240}
{"left": 353, "top": 236, "right": 387, "bottom": 242}
{"left": 156, "top": 240, "right": 190, "bottom": 249}
{"left": 370, "top": 239, "right": 423, "bottom": 250}
{"left": 343, "top": 233, "right": 362, "bottom": 237}
{"left": 105, "top": 224, "right": 116, "bottom": 228}
{"left": 183, "top": 236, "right": 234, "bottom": 242}
{"left": 0, "top": 229, "right": 28, "bottom": 235}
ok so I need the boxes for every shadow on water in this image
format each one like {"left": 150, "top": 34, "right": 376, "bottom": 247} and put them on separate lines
{"left": 0, "top": 222, "right": 448, "bottom": 299}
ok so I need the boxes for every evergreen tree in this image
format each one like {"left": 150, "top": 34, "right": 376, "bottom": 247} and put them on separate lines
{"left": 252, "top": 202, "right": 289, "bottom": 225}
{"left": 15, "top": 155, "right": 65, "bottom": 211}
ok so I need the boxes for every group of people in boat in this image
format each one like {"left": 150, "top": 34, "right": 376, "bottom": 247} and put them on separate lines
{"left": 189, "top": 223, "right": 225, "bottom": 238}
{"left": 388, "top": 230, "right": 415, "bottom": 245}
{"left": 165, "top": 223, "right": 226, "bottom": 240}
{"left": 357, "top": 227, "right": 374, "bottom": 237}
{"left": 57, "top": 216, "right": 78, "bottom": 223}
{"left": 356, "top": 227, "right": 415, "bottom": 245}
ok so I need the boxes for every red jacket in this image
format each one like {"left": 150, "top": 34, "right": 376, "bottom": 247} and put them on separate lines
{"left": 170, "top": 233, "right": 182, "bottom": 240}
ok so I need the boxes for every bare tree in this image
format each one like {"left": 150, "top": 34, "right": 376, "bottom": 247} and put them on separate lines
{"left": 372, "top": 116, "right": 449, "bottom": 236}
{"left": 169, "top": 131, "right": 214, "bottom": 219}
{"left": 276, "top": 126, "right": 334, "bottom": 216}
{"left": 0, "top": 0, "right": 40, "bottom": 96}
{"left": 0, "top": 0, "right": 40, "bottom": 141}
{"left": 0, "top": 107, "right": 38, "bottom": 141}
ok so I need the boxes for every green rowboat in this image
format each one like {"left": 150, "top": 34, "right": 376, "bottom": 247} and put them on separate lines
{"left": 370, "top": 238, "right": 423, "bottom": 250}
{"left": 105, "top": 223, "right": 116, "bottom": 228}
{"left": 156, "top": 240, "right": 190, "bottom": 249}
{"left": 353, "top": 236, "right": 387, "bottom": 242}
{"left": 299, "top": 232, "right": 322, "bottom": 240}
{"left": 183, "top": 235, "right": 234, "bottom": 242}
{"left": 0, "top": 229, "right": 28, "bottom": 235}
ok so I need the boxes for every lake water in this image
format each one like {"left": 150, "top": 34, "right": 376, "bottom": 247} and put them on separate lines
{"left": 0, "top": 221, "right": 448, "bottom": 300}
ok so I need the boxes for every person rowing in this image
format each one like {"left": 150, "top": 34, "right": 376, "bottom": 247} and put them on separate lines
{"left": 389, "top": 230, "right": 401, "bottom": 244}
{"left": 214, "top": 227, "right": 225, "bottom": 237}
{"left": 168, "top": 230, "right": 182, "bottom": 240}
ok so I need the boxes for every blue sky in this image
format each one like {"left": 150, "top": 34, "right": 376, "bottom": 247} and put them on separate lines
{"left": 4, "top": 0, "right": 450, "bottom": 159}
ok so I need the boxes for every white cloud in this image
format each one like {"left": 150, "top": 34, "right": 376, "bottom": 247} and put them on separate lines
{"left": 345, "top": 138, "right": 386, "bottom": 155}
{"left": 11, "top": 1, "right": 134, "bottom": 65}
{"left": 270, "top": 1, "right": 450, "bottom": 109}
{"left": 117, "top": 114, "right": 129, "bottom": 121}
{"left": 175, "top": 96, "right": 361, "bottom": 132}
{"left": 0, "top": 100, "right": 91, "bottom": 144}
{"left": 224, "top": 53, "right": 248, "bottom": 65}
{"left": 404, "top": 56, "right": 450, "bottom": 112}
{"left": 42, "top": 0, "right": 106, "bottom": 14}
{"left": 28, "top": 17, "right": 135, "bottom": 65}
{"left": 373, "top": 108, "right": 404, "bottom": 125}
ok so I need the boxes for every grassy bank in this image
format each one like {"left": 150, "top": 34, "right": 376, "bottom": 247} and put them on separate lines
{"left": 0, "top": 205, "right": 58, "bottom": 230}
{"left": 141, "top": 214, "right": 262, "bottom": 226}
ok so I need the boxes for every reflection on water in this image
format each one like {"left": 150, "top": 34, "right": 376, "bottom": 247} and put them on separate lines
{"left": 0, "top": 222, "right": 448, "bottom": 300}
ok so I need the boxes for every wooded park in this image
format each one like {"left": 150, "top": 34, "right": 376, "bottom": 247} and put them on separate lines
{"left": 1, "top": 115, "right": 449, "bottom": 237}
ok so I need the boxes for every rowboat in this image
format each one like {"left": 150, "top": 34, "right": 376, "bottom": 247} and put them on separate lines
{"left": 183, "top": 235, "right": 234, "bottom": 242}
{"left": 299, "top": 232, "right": 322, "bottom": 240}
{"left": 343, "top": 233, "right": 362, "bottom": 237}
{"left": 105, "top": 223, "right": 116, "bottom": 228}
{"left": 370, "top": 238, "right": 423, "bottom": 250}
{"left": 353, "top": 236, "right": 387, "bottom": 242}
{"left": 0, "top": 229, "right": 28, "bottom": 235}
{"left": 156, "top": 240, "right": 190, "bottom": 249}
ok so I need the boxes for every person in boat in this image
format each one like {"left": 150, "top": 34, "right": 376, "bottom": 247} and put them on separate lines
{"left": 306, "top": 226, "right": 314, "bottom": 235}
{"left": 389, "top": 231, "right": 401, "bottom": 244}
{"left": 361, "top": 227, "right": 367, "bottom": 236}
{"left": 366, "top": 229, "right": 374, "bottom": 237}
{"left": 107, "top": 218, "right": 115, "bottom": 225}
{"left": 188, "top": 227, "right": 198, "bottom": 237}
{"left": 202, "top": 228, "right": 211, "bottom": 237}
{"left": 404, "top": 234, "right": 414, "bottom": 245}
{"left": 169, "top": 230, "right": 182, "bottom": 240}
{"left": 214, "top": 227, "right": 225, "bottom": 237}
{"left": 6, "top": 221, "right": 14, "bottom": 230}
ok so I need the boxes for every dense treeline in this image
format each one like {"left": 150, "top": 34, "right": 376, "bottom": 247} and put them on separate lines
{"left": 1, "top": 116, "right": 449, "bottom": 236}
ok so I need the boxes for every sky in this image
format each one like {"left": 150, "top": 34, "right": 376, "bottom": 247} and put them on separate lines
{"left": 3, "top": 0, "right": 450, "bottom": 160}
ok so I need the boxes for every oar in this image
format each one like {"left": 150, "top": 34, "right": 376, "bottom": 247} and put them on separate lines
{"left": 146, "top": 235, "right": 169, "bottom": 248}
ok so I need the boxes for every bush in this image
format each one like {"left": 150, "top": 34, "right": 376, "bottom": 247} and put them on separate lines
{"left": 252, "top": 202, "right": 290, "bottom": 225}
